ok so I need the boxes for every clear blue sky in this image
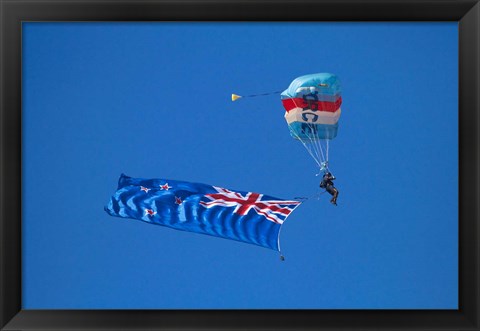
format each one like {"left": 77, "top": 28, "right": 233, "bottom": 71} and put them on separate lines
{"left": 22, "top": 22, "right": 458, "bottom": 309}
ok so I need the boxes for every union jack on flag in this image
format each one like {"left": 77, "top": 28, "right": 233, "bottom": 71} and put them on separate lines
{"left": 105, "top": 174, "right": 303, "bottom": 251}
{"left": 200, "top": 187, "right": 301, "bottom": 225}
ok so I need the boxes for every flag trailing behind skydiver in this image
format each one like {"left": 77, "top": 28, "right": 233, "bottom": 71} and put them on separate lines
{"left": 105, "top": 174, "right": 303, "bottom": 251}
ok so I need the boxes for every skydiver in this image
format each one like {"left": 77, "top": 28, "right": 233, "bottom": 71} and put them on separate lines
{"left": 319, "top": 172, "right": 339, "bottom": 206}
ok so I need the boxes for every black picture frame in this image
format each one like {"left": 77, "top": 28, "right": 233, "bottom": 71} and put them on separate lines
{"left": 1, "top": 0, "right": 479, "bottom": 330}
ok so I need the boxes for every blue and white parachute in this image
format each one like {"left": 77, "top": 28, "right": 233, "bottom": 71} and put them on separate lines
{"left": 281, "top": 73, "right": 342, "bottom": 172}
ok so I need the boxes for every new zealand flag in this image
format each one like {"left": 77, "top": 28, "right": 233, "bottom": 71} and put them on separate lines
{"left": 105, "top": 174, "right": 302, "bottom": 251}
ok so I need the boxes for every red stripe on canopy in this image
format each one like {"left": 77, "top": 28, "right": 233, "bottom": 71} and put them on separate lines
{"left": 281, "top": 97, "right": 342, "bottom": 113}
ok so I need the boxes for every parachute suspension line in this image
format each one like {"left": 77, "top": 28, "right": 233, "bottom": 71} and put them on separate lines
{"left": 326, "top": 139, "right": 330, "bottom": 166}
{"left": 299, "top": 137, "right": 323, "bottom": 169}
{"left": 305, "top": 124, "right": 324, "bottom": 171}
{"left": 290, "top": 128, "right": 323, "bottom": 169}
{"left": 289, "top": 124, "right": 332, "bottom": 176}
{"left": 307, "top": 122, "right": 326, "bottom": 171}
{"left": 327, "top": 139, "right": 329, "bottom": 161}
{"left": 317, "top": 140, "right": 328, "bottom": 175}
{"left": 311, "top": 126, "right": 323, "bottom": 164}
{"left": 310, "top": 124, "right": 325, "bottom": 166}
{"left": 317, "top": 139, "right": 326, "bottom": 165}
{"left": 306, "top": 124, "right": 322, "bottom": 167}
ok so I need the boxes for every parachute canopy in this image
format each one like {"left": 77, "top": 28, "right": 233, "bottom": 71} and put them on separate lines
{"left": 231, "top": 73, "right": 343, "bottom": 173}
{"left": 281, "top": 73, "right": 342, "bottom": 171}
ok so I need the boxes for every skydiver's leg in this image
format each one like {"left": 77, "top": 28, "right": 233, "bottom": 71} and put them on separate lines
{"left": 327, "top": 186, "right": 338, "bottom": 205}
{"left": 332, "top": 188, "right": 339, "bottom": 205}
{"left": 326, "top": 185, "right": 335, "bottom": 196}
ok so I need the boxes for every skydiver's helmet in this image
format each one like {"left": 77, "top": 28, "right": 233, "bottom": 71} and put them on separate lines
{"left": 325, "top": 172, "right": 331, "bottom": 177}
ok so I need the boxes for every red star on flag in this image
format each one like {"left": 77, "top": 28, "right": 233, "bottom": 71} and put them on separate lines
{"left": 140, "top": 186, "right": 151, "bottom": 193}
{"left": 175, "top": 196, "right": 182, "bottom": 205}
{"left": 160, "top": 183, "right": 172, "bottom": 190}
{"left": 144, "top": 209, "right": 157, "bottom": 216}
